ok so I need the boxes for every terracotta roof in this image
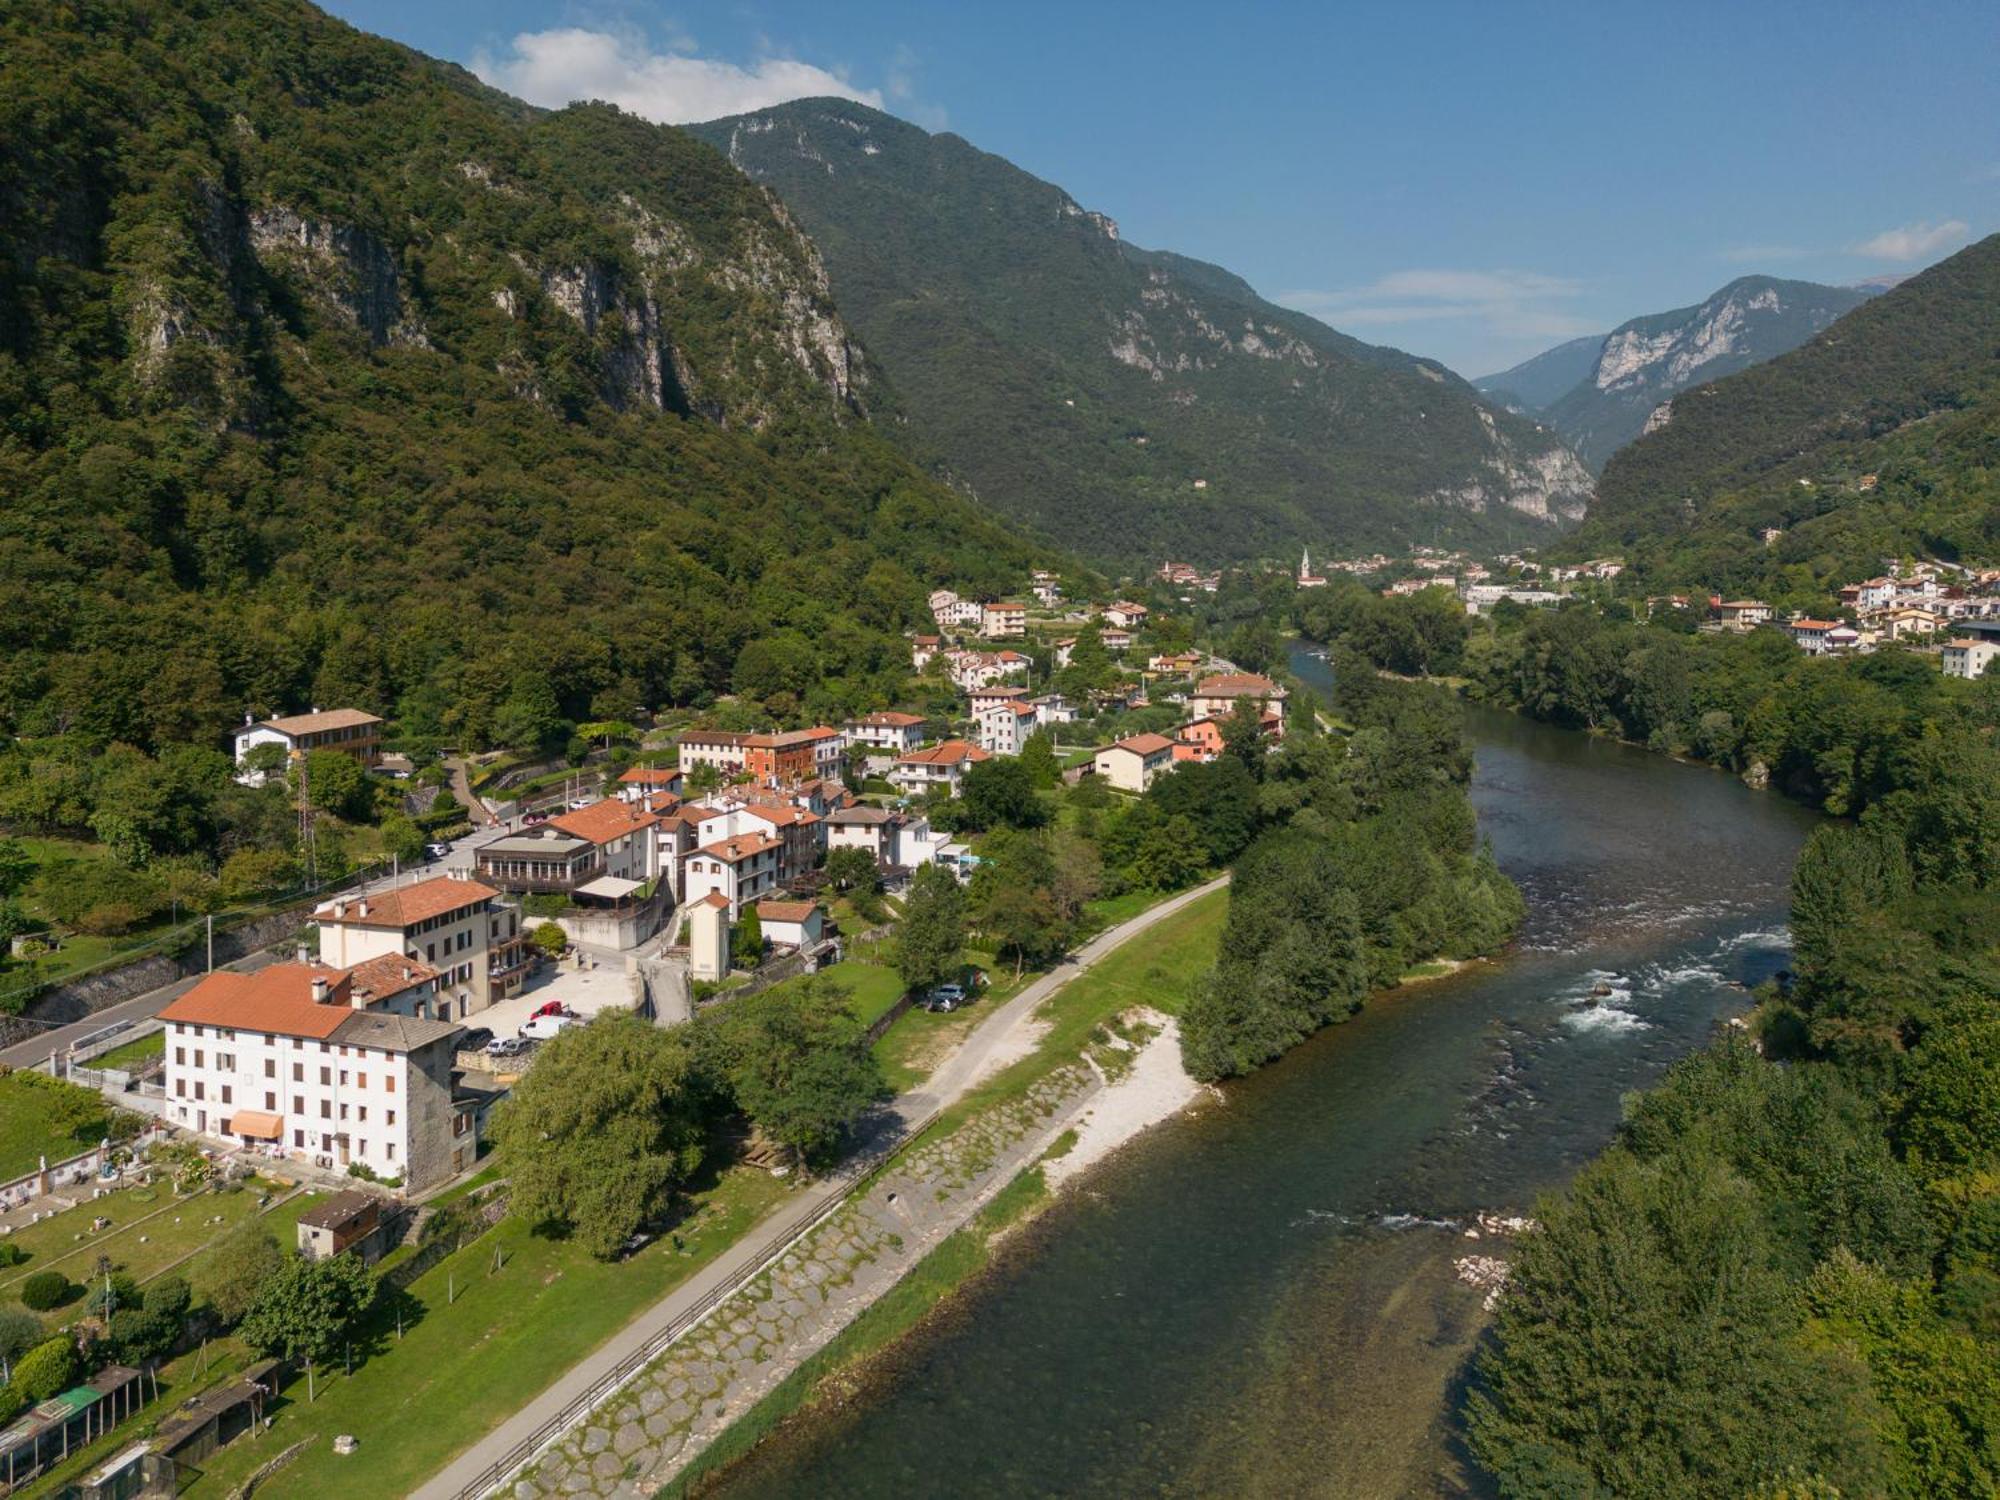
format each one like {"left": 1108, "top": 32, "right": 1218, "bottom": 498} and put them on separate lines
{"left": 986, "top": 601, "right": 1026, "bottom": 612}
{"left": 1719, "top": 599, "right": 1767, "bottom": 609}
{"left": 259, "top": 708, "right": 382, "bottom": 736}
{"left": 828, "top": 806, "right": 899, "bottom": 825}
{"left": 1790, "top": 619, "right": 1841, "bottom": 631}
{"left": 316, "top": 877, "right": 498, "bottom": 928}
{"left": 618, "top": 765, "right": 680, "bottom": 784}
{"left": 755, "top": 900, "right": 819, "bottom": 923}
{"left": 678, "top": 729, "right": 750, "bottom": 747}
{"left": 1108, "top": 733, "right": 1177, "bottom": 756}
{"left": 697, "top": 892, "right": 731, "bottom": 909}
{"left": 897, "top": 740, "right": 991, "bottom": 767}
{"left": 851, "top": 711, "right": 925, "bottom": 727}
{"left": 550, "top": 798, "right": 659, "bottom": 845}
{"left": 699, "top": 833, "right": 781, "bottom": 862}
{"left": 161, "top": 965, "right": 352, "bottom": 1039}
{"left": 1194, "top": 673, "right": 1284, "bottom": 698}
{"left": 343, "top": 953, "right": 440, "bottom": 1004}
{"left": 972, "top": 686, "right": 1029, "bottom": 699}
{"left": 297, "top": 1190, "right": 385, "bottom": 1231}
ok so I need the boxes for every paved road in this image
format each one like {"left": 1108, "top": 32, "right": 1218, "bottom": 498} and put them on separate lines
{"left": 412, "top": 873, "right": 1230, "bottom": 1500}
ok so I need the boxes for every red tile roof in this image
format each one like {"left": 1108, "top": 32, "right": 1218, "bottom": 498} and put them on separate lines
{"left": 1109, "top": 733, "right": 1176, "bottom": 756}
{"left": 1194, "top": 673, "right": 1284, "bottom": 698}
{"left": 618, "top": 765, "right": 680, "bottom": 784}
{"left": 343, "top": 953, "right": 440, "bottom": 1004}
{"left": 161, "top": 965, "right": 353, "bottom": 1039}
{"left": 897, "top": 740, "right": 991, "bottom": 767}
{"left": 316, "top": 876, "right": 498, "bottom": 928}
{"left": 260, "top": 708, "right": 382, "bottom": 736}
{"left": 852, "top": 711, "right": 925, "bottom": 727}
{"left": 550, "top": 798, "right": 660, "bottom": 845}
{"left": 755, "top": 900, "right": 820, "bottom": 923}
{"left": 699, "top": 833, "right": 781, "bottom": 862}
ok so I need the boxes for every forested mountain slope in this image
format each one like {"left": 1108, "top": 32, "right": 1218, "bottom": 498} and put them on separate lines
{"left": 1497, "top": 276, "right": 1873, "bottom": 471}
{"left": 0, "top": 0, "right": 1042, "bottom": 753}
{"left": 1574, "top": 235, "right": 2000, "bottom": 593}
{"left": 1474, "top": 334, "right": 1604, "bottom": 414}
{"left": 690, "top": 101, "right": 1593, "bottom": 566}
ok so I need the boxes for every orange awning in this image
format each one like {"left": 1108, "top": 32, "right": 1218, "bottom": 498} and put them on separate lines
{"left": 227, "top": 1110, "right": 283, "bottom": 1141}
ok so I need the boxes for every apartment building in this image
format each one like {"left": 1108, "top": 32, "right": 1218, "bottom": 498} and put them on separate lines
{"left": 315, "top": 876, "right": 527, "bottom": 1019}
{"left": 160, "top": 964, "right": 472, "bottom": 1190}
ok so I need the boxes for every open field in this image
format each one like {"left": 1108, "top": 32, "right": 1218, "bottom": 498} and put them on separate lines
{"left": 0, "top": 1072, "right": 113, "bottom": 1181}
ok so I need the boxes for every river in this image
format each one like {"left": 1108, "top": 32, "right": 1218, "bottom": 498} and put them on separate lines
{"left": 708, "top": 663, "right": 1819, "bottom": 1498}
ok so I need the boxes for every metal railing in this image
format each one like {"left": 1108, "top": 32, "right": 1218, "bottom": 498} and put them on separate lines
{"left": 445, "top": 1101, "right": 942, "bottom": 1500}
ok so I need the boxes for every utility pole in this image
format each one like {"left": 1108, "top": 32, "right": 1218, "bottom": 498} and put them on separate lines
{"left": 206, "top": 915, "right": 214, "bottom": 973}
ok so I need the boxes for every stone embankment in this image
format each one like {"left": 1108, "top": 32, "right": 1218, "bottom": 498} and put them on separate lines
{"left": 513, "top": 1063, "right": 1099, "bottom": 1498}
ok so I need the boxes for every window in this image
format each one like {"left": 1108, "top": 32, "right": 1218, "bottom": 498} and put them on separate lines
{"left": 453, "top": 1112, "right": 469, "bottom": 1137}
{"left": 294, "top": 1095, "right": 304, "bottom": 1114}
{"left": 339, "top": 1103, "right": 348, "bottom": 1120}
{"left": 320, "top": 1099, "right": 331, "bottom": 1118}
{"left": 219, "top": 1053, "right": 234, "bottom": 1071}
{"left": 357, "top": 1074, "right": 367, "bottom": 1089}
{"left": 264, "top": 1092, "right": 275, "bottom": 1111}
{"left": 193, "top": 1081, "right": 205, "bottom": 1100}
{"left": 357, "top": 1106, "right": 367, "bottom": 1121}
{"left": 387, "top": 1109, "right": 397, "bottom": 1126}
{"left": 386, "top": 1143, "right": 396, "bottom": 1160}
{"left": 385, "top": 1075, "right": 396, "bottom": 1094}
{"left": 264, "top": 1058, "right": 276, "bottom": 1078}
{"left": 175, "top": 1047, "right": 185, "bottom": 1066}
{"left": 339, "top": 1070, "right": 349, "bottom": 1087}
{"left": 193, "top": 1050, "right": 204, "bottom": 1068}
{"left": 320, "top": 1067, "right": 331, "bottom": 1086}
{"left": 175, "top": 1079, "right": 185, "bottom": 1098}
{"left": 221, "top": 1084, "right": 233, "bottom": 1104}
{"left": 294, "top": 1129, "right": 305, "bottom": 1148}
{"left": 293, "top": 1062, "right": 303, "bottom": 1082}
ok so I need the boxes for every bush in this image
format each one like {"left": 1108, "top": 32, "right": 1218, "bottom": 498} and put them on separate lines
{"left": 19, "top": 1271, "right": 73, "bottom": 1311}
{"left": 11, "top": 1335, "right": 79, "bottom": 1401}
{"left": 108, "top": 1306, "right": 177, "bottom": 1364}
{"left": 531, "top": 922, "right": 567, "bottom": 957}
{"left": 0, "top": 1243, "right": 24, "bottom": 1268}
{"left": 143, "top": 1276, "right": 190, "bottom": 1322}
{"left": 84, "top": 1272, "right": 141, "bottom": 1318}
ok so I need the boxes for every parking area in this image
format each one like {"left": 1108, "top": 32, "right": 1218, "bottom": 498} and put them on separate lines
{"left": 472, "top": 956, "right": 641, "bottom": 1043}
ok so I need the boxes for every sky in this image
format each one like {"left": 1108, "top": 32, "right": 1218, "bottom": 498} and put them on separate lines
{"left": 323, "top": 0, "right": 1999, "bottom": 378}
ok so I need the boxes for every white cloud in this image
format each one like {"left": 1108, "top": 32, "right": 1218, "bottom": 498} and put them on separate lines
{"left": 1278, "top": 268, "right": 1596, "bottom": 341}
{"left": 1852, "top": 218, "right": 1970, "bottom": 260}
{"left": 472, "top": 27, "right": 883, "bottom": 124}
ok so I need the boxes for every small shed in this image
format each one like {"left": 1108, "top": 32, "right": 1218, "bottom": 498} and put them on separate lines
{"left": 753, "top": 900, "right": 825, "bottom": 952}
{"left": 296, "top": 1190, "right": 395, "bottom": 1264}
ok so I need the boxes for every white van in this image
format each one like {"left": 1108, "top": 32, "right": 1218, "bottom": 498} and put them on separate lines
{"left": 519, "top": 1013, "right": 578, "bottom": 1041}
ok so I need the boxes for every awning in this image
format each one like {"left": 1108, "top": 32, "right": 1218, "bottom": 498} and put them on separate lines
{"left": 226, "top": 1110, "right": 283, "bottom": 1140}
{"left": 575, "top": 875, "right": 644, "bottom": 899}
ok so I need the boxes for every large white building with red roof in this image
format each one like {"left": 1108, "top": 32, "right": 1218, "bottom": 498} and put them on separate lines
{"left": 890, "top": 740, "right": 991, "bottom": 797}
{"left": 1188, "top": 672, "right": 1288, "bottom": 724}
{"left": 160, "top": 963, "right": 472, "bottom": 1189}
{"left": 315, "top": 876, "right": 528, "bottom": 1019}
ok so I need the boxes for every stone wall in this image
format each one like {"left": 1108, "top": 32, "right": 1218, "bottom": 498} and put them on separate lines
{"left": 514, "top": 1062, "right": 1098, "bottom": 1498}
{"left": 24, "top": 905, "right": 320, "bottom": 1028}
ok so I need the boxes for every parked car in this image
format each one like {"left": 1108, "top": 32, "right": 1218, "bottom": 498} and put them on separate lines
{"left": 530, "top": 1000, "right": 575, "bottom": 1021}
{"left": 424, "top": 842, "right": 452, "bottom": 862}
{"left": 926, "top": 983, "right": 966, "bottom": 1013}
{"left": 458, "top": 1027, "right": 494, "bottom": 1053}
{"left": 519, "top": 1013, "right": 578, "bottom": 1041}
{"left": 521, "top": 810, "right": 549, "bottom": 825}
{"left": 484, "top": 1035, "right": 531, "bottom": 1057}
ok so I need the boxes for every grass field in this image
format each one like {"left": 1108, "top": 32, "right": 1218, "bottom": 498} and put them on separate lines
{"left": 182, "top": 1164, "right": 794, "bottom": 1498}
{"left": 89, "top": 1030, "right": 165, "bottom": 1071}
{"left": 0, "top": 1177, "right": 324, "bottom": 1319}
{"left": 804, "top": 959, "right": 907, "bottom": 1028}
{"left": 0, "top": 1072, "right": 113, "bottom": 1181}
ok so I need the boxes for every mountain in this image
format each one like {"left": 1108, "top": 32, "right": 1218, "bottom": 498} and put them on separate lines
{"left": 1492, "top": 277, "right": 1877, "bottom": 472}
{"left": 689, "top": 101, "right": 1593, "bottom": 566}
{"left": 1575, "top": 235, "right": 2000, "bottom": 592}
{"left": 0, "top": 0, "right": 1044, "bottom": 753}
{"left": 1475, "top": 335, "right": 1605, "bottom": 413}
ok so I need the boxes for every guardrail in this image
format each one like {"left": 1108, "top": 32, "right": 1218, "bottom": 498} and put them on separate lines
{"left": 445, "top": 1099, "right": 944, "bottom": 1499}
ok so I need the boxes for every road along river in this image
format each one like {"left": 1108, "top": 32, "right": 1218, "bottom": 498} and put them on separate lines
{"left": 706, "top": 689, "right": 1818, "bottom": 1498}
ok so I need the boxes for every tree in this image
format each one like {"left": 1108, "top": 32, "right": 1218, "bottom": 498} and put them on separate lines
{"left": 1221, "top": 697, "right": 1267, "bottom": 777}
{"left": 699, "top": 977, "right": 884, "bottom": 1165}
{"left": 18, "top": 1271, "right": 73, "bottom": 1311}
{"left": 493, "top": 670, "right": 566, "bottom": 754}
{"left": 0, "top": 1308, "right": 41, "bottom": 1382}
{"left": 108, "top": 1305, "right": 179, "bottom": 1364}
{"left": 298, "top": 749, "right": 369, "bottom": 822}
{"left": 1019, "top": 729, "right": 1060, "bottom": 790}
{"left": 10, "top": 1336, "right": 79, "bottom": 1402}
{"left": 531, "top": 921, "right": 567, "bottom": 958}
{"left": 240, "top": 742, "right": 290, "bottom": 781}
{"left": 379, "top": 812, "right": 425, "bottom": 865}
{"left": 823, "top": 845, "right": 881, "bottom": 897}
{"left": 957, "top": 757, "right": 1048, "bottom": 831}
{"left": 239, "top": 1252, "right": 374, "bottom": 1367}
{"left": 218, "top": 847, "right": 298, "bottom": 902}
{"left": 490, "top": 1011, "right": 706, "bottom": 1258}
{"left": 198, "top": 1220, "right": 286, "bottom": 1325}
{"left": 1131, "top": 813, "right": 1205, "bottom": 892}
{"left": 0, "top": 838, "right": 33, "bottom": 897}
{"left": 980, "top": 882, "right": 1063, "bottom": 976}
{"left": 897, "top": 865, "right": 965, "bottom": 993}
{"left": 732, "top": 905, "right": 764, "bottom": 969}
{"left": 1047, "top": 828, "right": 1103, "bottom": 926}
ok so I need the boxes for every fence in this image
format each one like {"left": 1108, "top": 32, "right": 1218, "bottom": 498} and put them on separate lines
{"left": 445, "top": 1099, "right": 948, "bottom": 1500}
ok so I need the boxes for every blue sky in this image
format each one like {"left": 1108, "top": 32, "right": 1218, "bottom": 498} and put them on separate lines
{"left": 324, "top": 0, "right": 1998, "bottom": 377}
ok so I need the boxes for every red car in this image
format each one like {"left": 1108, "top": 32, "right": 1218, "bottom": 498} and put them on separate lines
{"left": 531, "top": 1000, "right": 576, "bottom": 1020}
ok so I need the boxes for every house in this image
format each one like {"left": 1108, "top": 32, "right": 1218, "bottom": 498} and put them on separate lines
{"left": 1029, "top": 692, "right": 1075, "bottom": 724}
{"left": 976, "top": 700, "right": 1041, "bottom": 756}
{"left": 315, "top": 876, "right": 528, "bottom": 1019}
{"left": 826, "top": 806, "right": 906, "bottom": 868}
{"left": 296, "top": 1190, "right": 398, "bottom": 1264}
{"left": 1877, "top": 605, "right": 1943, "bottom": 640}
{"left": 615, "top": 765, "right": 683, "bottom": 802}
{"left": 981, "top": 601, "right": 1028, "bottom": 639}
{"left": 1100, "top": 627, "right": 1134, "bottom": 654}
{"left": 548, "top": 799, "right": 661, "bottom": 882}
{"left": 689, "top": 801, "right": 820, "bottom": 888}
{"left": 160, "top": 964, "right": 472, "bottom": 1189}
{"left": 1189, "top": 672, "right": 1288, "bottom": 724}
{"left": 681, "top": 832, "right": 781, "bottom": 917}
{"left": 845, "top": 711, "right": 927, "bottom": 753}
{"left": 1032, "top": 577, "right": 1062, "bottom": 606}
{"left": 675, "top": 729, "right": 754, "bottom": 779}
{"left": 754, "top": 899, "right": 826, "bottom": 953}
{"left": 1102, "top": 602, "right": 1149, "bottom": 629}
{"left": 673, "top": 728, "right": 840, "bottom": 787}
{"left": 1788, "top": 618, "right": 1845, "bottom": 655}
{"left": 686, "top": 893, "right": 730, "bottom": 981}
{"left": 948, "top": 649, "right": 1032, "bottom": 691}
{"left": 911, "top": 634, "right": 942, "bottom": 671}
{"left": 1942, "top": 637, "right": 2000, "bottom": 679}
{"left": 1053, "top": 638, "right": 1077, "bottom": 668}
{"left": 1093, "top": 733, "right": 1177, "bottom": 793}
{"left": 968, "top": 685, "right": 1030, "bottom": 716}
{"left": 474, "top": 799, "right": 660, "bottom": 922}
{"left": 1173, "top": 711, "right": 1282, "bottom": 763}
{"left": 891, "top": 740, "right": 991, "bottom": 798}
{"left": 1716, "top": 599, "right": 1772, "bottom": 629}
{"left": 1148, "top": 652, "right": 1203, "bottom": 676}
{"left": 233, "top": 709, "right": 383, "bottom": 783}
{"left": 928, "top": 590, "right": 983, "bottom": 630}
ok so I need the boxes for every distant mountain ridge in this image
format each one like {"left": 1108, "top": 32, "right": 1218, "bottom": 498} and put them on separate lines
{"left": 1481, "top": 276, "right": 1876, "bottom": 471}
{"left": 691, "top": 100, "right": 1593, "bottom": 565}
{"left": 1573, "top": 234, "right": 2000, "bottom": 593}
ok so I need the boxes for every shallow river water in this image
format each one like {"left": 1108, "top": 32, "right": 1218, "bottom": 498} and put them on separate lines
{"left": 710, "top": 674, "right": 1819, "bottom": 1498}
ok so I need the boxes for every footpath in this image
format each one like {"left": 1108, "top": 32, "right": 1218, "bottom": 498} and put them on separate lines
{"left": 413, "top": 875, "right": 1228, "bottom": 1500}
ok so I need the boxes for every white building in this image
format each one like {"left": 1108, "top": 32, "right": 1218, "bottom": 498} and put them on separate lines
{"left": 981, "top": 602, "right": 1028, "bottom": 639}
{"left": 681, "top": 832, "right": 781, "bottom": 917}
{"left": 315, "top": 877, "right": 527, "bottom": 1020}
{"left": 844, "top": 711, "right": 928, "bottom": 753}
{"left": 160, "top": 964, "right": 471, "bottom": 1190}
{"left": 233, "top": 709, "right": 383, "bottom": 784}
{"left": 1093, "top": 733, "right": 1176, "bottom": 793}
{"left": 1942, "top": 637, "right": 2000, "bottom": 679}
{"left": 890, "top": 740, "right": 991, "bottom": 798}
{"left": 1102, "top": 602, "right": 1149, "bottom": 629}
{"left": 976, "top": 700, "right": 1040, "bottom": 756}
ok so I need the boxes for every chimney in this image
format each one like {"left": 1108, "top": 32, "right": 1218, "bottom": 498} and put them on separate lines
{"left": 310, "top": 975, "right": 330, "bottom": 1005}
{"left": 244, "top": 711, "right": 254, "bottom": 726}
{"left": 333, "top": 899, "right": 347, "bottom": 919}
{"left": 357, "top": 898, "right": 369, "bottom": 918}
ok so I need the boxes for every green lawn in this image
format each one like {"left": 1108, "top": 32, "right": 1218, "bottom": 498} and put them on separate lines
{"left": 90, "top": 1029, "right": 165, "bottom": 1071}
{"left": 182, "top": 1164, "right": 795, "bottom": 1498}
{"left": 870, "top": 944, "right": 1033, "bottom": 1092}
{"left": 0, "top": 1072, "right": 114, "bottom": 1181}
{"left": 0, "top": 1177, "right": 322, "bottom": 1320}
{"left": 813, "top": 960, "right": 907, "bottom": 1027}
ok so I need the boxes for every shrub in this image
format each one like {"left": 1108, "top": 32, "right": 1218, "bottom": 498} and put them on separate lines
{"left": 0, "top": 1243, "right": 24, "bottom": 1268}
{"left": 19, "top": 1271, "right": 72, "bottom": 1311}
{"left": 11, "top": 1335, "right": 79, "bottom": 1401}
{"left": 108, "top": 1306, "right": 178, "bottom": 1364}
{"left": 143, "top": 1276, "right": 191, "bottom": 1323}
{"left": 84, "top": 1272, "right": 141, "bottom": 1318}
{"left": 532, "top": 921, "right": 567, "bottom": 957}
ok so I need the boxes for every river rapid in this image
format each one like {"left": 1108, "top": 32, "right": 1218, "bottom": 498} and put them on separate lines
{"left": 708, "top": 666, "right": 1819, "bottom": 1498}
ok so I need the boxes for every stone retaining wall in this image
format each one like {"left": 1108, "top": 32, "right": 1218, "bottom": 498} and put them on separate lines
{"left": 514, "top": 1063, "right": 1099, "bottom": 1498}
{"left": 26, "top": 907, "right": 317, "bottom": 1027}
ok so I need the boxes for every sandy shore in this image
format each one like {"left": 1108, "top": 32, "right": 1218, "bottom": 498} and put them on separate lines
{"left": 1045, "top": 1010, "right": 1207, "bottom": 1190}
